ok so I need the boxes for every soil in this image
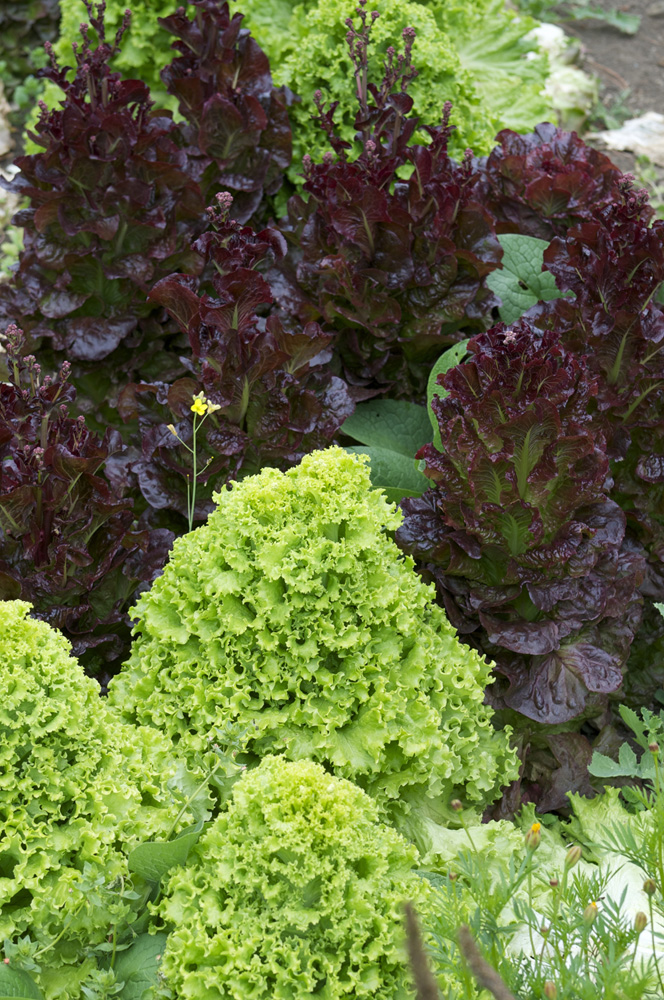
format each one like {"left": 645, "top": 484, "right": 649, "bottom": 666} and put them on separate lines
{"left": 570, "top": 0, "right": 664, "bottom": 173}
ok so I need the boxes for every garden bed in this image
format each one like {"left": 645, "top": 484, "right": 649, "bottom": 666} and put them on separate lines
{"left": 1, "top": 1, "right": 664, "bottom": 998}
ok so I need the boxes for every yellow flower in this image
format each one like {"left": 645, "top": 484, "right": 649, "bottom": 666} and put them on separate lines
{"left": 206, "top": 401, "right": 221, "bottom": 414}
{"left": 167, "top": 423, "right": 178, "bottom": 436}
{"left": 525, "top": 821, "right": 541, "bottom": 850}
{"left": 191, "top": 391, "right": 208, "bottom": 416}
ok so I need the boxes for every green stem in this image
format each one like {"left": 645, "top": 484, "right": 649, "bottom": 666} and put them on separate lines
{"left": 458, "top": 812, "right": 478, "bottom": 853}
{"left": 527, "top": 858, "right": 537, "bottom": 961}
{"left": 187, "top": 414, "right": 198, "bottom": 531}
{"left": 109, "top": 877, "right": 124, "bottom": 970}
{"left": 33, "top": 922, "right": 70, "bottom": 960}
{"left": 649, "top": 894, "right": 664, "bottom": 996}
{"left": 165, "top": 756, "right": 224, "bottom": 841}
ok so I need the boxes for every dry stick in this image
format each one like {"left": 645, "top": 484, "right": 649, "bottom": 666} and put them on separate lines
{"left": 457, "top": 925, "right": 518, "bottom": 1000}
{"left": 404, "top": 903, "right": 440, "bottom": 1000}
{"left": 585, "top": 58, "right": 629, "bottom": 88}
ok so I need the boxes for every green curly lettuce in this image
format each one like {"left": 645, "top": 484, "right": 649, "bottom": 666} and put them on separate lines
{"left": 0, "top": 601, "right": 183, "bottom": 1000}
{"left": 157, "top": 755, "right": 427, "bottom": 1000}
{"left": 239, "top": 0, "right": 495, "bottom": 175}
{"left": 235, "top": 0, "right": 550, "bottom": 181}
{"left": 110, "top": 448, "right": 518, "bottom": 854}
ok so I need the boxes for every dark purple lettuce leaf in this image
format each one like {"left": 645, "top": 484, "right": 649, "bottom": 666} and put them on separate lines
{"left": 474, "top": 123, "right": 628, "bottom": 240}
{"left": 121, "top": 197, "right": 354, "bottom": 525}
{"left": 159, "top": 0, "right": 292, "bottom": 224}
{"left": 0, "top": 325, "right": 168, "bottom": 669}
{"left": 0, "top": 3, "right": 205, "bottom": 395}
{"left": 277, "top": 17, "right": 501, "bottom": 399}
{"left": 396, "top": 321, "right": 645, "bottom": 726}
{"left": 488, "top": 729, "right": 597, "bottom": 820}
{"left": 535, "top": 182, "right": 664, "bottom": 598}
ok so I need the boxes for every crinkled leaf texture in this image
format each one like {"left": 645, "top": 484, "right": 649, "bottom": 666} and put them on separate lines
{"left": 475, "top": 123, "right": 626, "bottom": 240}
{"left": 534, "top": 188, "right": 664, "bottom": 601}
{"left": 110, "top": 448, "right": 518, "bottom": 854}
{"left": 238, "top": 0, "right": 549, "bottom": 178}
{"left": 157, "top": 756, "right": 428, "bottom": 999}
{"left": 127, "top": 206, "right": 353, "bottom": 525}
{"left": 159, "top": 0, "right": 291, "bottom": 223}
{"left": 0, "top": 8, "right": 204, "bottom": 383}
{"left": 397, "top": 322, "right": 645, "bottom": 727}
{"left": 279, "top": 44, "right": 501, "bottom": 397}
{"left": 0, "top": 602, "right": 187, "bottom": 1000}
{"left": 0, "top": 334, "right": 168, "bottom": 669}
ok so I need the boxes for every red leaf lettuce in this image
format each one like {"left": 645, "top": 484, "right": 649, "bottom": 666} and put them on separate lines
{"left": 396, "top": 321, "right": 645, "bottom": 725}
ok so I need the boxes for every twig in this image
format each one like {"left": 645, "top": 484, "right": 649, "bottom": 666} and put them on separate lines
{"left": 457, "top": 925, "right": 518, "bottom": 1000}
{"left": 404, "top": 903, "right": 440, "bottom": 1000}
{"left": 585, "top": 58, "right": 629, "bottom": 88}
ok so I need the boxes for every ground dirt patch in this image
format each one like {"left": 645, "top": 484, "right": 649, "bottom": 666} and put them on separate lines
{"left": 573, "top": 1, "right": 664, "bottom": 173}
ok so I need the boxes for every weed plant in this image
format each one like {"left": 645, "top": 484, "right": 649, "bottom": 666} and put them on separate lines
{"left": 426, "top": 837, "right": 662, "bottom": 998}
{"left": 424, "top": 710, "right": 664, "bottom": 999}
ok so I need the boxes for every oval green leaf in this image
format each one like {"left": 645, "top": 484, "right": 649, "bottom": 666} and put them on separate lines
{"left": 127, "top": 822, "right": 204, "bottom": 884}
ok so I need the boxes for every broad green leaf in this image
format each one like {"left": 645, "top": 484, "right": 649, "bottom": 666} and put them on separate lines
{"left": 486, "top": 234, "right": 567, "bottom": 324}
{"left": 115, "top": 933, "right": 168, "bottom": 1000}
{"left": 0, "top": 966, "right": 43, "bottom": 1000}
{"left": 588, "top": 742, "right": 655, "bottom": 781}
{"left": 617, "top": 742, "right": 639, "bottom": 773}
{"left": 568, "top": 4, "right": 640, "bottom": 35}
{"left": 341, "top": 399, "right": 431, "bottom": 456}
{"left": 588, "top": 750, "right": 630, "bottom": 779}
{"left": 426, "top": 340, "right": 469, "bottom": 449}
{"left": 345, "top": 446, "right": 429, "bottom": 504}
{"left": 127, "top": 822, "right": 204, "bottom": 884}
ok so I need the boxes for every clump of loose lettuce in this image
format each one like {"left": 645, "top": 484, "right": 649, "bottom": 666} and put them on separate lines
{"left": 0, "top": 601, "right": 182, "bottom": 999}
{"left": 110, "top": 448, "right": 518, "bottom": 854}
{"left": 235, "top": 0, "right": 550, "bottom": 180}
{"left": 157, "top": 755, "right": 427, "bottom": 1000}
